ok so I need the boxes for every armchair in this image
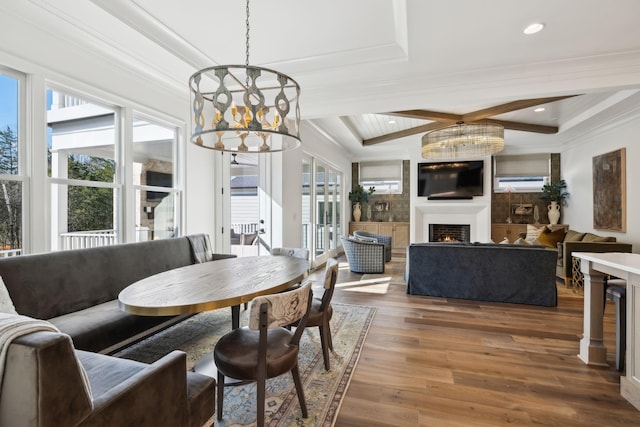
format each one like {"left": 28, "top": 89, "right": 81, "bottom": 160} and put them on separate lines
{"left": 353, "top": 230, "right": 392, "bottom": 262}
{"left": 0, "top": 329, "right": 215, "bottom": 427}
{"left": 340, "top": 236, "right": 385, "bottom": 274}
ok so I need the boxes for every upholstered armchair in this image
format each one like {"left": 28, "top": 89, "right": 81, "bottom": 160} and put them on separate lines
{"left": 0, "top": 329, "right": 215, "bottom": 427}
{"left": 353, "top": 230, "right": 392, "bottom": 262}
{"left": 340, "top": 236, "right": 385, "bottom": 274}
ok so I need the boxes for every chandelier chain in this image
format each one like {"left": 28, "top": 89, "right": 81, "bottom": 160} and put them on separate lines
{"left": 245, "top": 0, "right": 250, "bottom": 69}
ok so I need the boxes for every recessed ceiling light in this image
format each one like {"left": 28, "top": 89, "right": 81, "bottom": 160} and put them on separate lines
{"left": 524, "top": 22, "right": 545, "bottom": 35}
{"left": 388, "top": 120, "right": 396, "bottom": 125}
{"left": 534, "top": 107, "right": 545, "bottom": 112}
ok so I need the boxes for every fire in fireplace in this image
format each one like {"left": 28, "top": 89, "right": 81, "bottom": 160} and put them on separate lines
{"left": 429, "top": 224, "right": 471, "bottom": 243}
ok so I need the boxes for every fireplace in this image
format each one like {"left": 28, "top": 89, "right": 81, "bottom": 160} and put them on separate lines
{"left": 429, "top": 224, "right": 471, "bottom": 243}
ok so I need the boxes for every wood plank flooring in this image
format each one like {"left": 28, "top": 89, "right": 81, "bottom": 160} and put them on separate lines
{"left": 311, "top": 253, "right": 640, "bottom": 426}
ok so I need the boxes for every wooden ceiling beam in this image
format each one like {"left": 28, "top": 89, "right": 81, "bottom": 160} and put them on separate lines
{"left": 365, "top": 95, "right": 576, "bottom": 145}
{"left": 363, "top": 121, "right": 449, "bottom": 146}
{"left": 387, "top": 110, "right": 461, "bottom": 122}
{"left": 478, "top": 118, "right": 559, "bottom": 134}
{"left": 462, "top": 95, "right": 578, "bottom": 122}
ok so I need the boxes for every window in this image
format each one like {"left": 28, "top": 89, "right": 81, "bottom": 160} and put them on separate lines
{"left": 359, "top": 160, "right": 403, "bottom": 194}
{"left": 132, "top": 114, "right": 179, "bottom": 241}
{"left": 47, "top": 88, "right": 119, "bottom": 249}
{"left": 0, "top": 69, "right": 25, "bottom": 256}
{"left": 493, "top": 154, "right": 550, "bottom": 192}
{"left": 47, "top": 89, "right": 182, "bottom": 249}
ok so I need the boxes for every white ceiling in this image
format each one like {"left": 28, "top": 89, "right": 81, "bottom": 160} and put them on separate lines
{"left": 5, "top": 0, "right": 640, "bottom": 160}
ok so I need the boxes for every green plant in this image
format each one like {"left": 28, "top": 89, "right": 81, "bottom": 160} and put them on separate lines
{"left": 348, "top": 184, "right": 375, "bottom": 203}
{"left": 539, "top": 179, "right": 569, "bottom": 206}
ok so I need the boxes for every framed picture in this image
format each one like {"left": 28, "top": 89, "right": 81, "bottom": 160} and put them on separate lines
{"left": 593, "top": 148, "right": 626, "bottom": 232}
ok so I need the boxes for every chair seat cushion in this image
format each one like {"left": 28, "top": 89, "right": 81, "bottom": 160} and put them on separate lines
{"left": 214, "top": 327, "right": 298, "bottom": 380}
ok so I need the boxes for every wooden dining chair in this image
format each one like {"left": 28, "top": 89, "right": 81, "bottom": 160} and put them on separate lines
{"left": 214, "top": 282, "right": 313, "bottom": 427}
{"left": 306, "top": 257, "right": 339, "bottom": 370}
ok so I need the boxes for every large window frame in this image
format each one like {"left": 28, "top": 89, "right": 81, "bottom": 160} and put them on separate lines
{"left": 0, "top": 70, "right": 186, "bottom": 254}
{"left": 45, "top": 84, "right": 183, "bottom": 250}
{"left": 0, "top": 66, "right": 28, "bottom": 256}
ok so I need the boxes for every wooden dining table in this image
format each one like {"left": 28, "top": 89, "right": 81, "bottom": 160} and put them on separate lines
{"left": 118, "top": 255, "right": 309, "bottom": 329}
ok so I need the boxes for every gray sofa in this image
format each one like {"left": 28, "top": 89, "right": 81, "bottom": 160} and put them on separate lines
{"left": 406, "top": 242, "right": 558, "bottom": 306}
{"left": 0, "top": 235, "right": 230, "bottom": 427}
{"left": 0, "top": 234, "right": 230, "bottom": 354}
{"left": 2, "top": 329, "right": 214, "bottom": 427}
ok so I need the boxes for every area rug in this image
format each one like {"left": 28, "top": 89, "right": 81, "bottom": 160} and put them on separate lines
{"left": 114, "top": 302, "right": 376, "bottom": 427}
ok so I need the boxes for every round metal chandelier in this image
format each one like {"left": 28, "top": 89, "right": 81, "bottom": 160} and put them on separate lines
{"left": 422, "top": 122, "right": 504, "bottom": 160}
{"left": 189, "top": 0, "right": 301, "bottom": 153}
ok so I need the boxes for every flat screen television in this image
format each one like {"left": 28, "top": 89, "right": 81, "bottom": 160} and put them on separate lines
{"left": 417, "top": 161, "right": 484, "bottom": 199}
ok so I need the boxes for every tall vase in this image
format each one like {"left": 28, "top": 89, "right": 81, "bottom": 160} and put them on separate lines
{"left": 353, "top": 203, "right": 362, "bottom": 222}
{"left": 548, "top": 201, "right": 561, "bottom": 225}
{"left": 366, "top": 204, "right": 372, "bottom": 221}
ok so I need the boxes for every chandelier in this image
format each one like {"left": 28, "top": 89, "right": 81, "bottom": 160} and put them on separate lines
{"left": 422, "top": 122, "right": 504, "bottom": 160}
{"left": 189, "top": 0, "right": 301, "bottom": 153}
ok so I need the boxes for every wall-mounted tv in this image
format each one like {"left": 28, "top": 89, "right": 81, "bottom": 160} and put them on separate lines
{"left": 417, "top": 161, "right": 484, "bottom": 199}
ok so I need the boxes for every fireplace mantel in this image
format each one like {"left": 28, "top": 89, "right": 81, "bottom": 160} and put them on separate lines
{"left": 413, "top": 202, "right": 491, "bottom": 243}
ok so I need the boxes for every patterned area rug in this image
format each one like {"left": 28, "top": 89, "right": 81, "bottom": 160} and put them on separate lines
{"left": 114, "top": 302, "right": 376, "bottom": 427}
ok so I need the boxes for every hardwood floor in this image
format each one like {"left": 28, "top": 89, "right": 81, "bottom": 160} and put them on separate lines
{"left": 313, "top": 253, "right": 640, "bottom": 426}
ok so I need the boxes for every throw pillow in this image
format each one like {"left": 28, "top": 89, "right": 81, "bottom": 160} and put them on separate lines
{"left": 499, "top": 237, "right": 509, "bottom": 244}
{"left": 564, "top": 230, "right": 586, "bottom": 242}
{"left": 582, "top": 233, "right": 616, "bottom": 242}
{"left": 354, "top": 235, "right": 378, "bottom": 243}
{"left": 513, "top": 237, "right": 531, "bottom": 245}
{"left": 0, "top": 276, "right": 17, "bottom": 315}
{"left": 537, "top": 227, "right": 567, "bottom": 249}
{"left": 525, "top": 224, "right": 546, "bottom": 242}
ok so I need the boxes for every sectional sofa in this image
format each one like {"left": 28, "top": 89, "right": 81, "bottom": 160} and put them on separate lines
{"left": 0, "top": 235, "right": 229, "bottom": 426}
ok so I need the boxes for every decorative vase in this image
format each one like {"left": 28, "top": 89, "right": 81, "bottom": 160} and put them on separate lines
{"left": 548, "top": 201, "right": 560, "bottom": 225}
{"left": 366, "top": 204, "right": 372, "bottom": 221}
{"left": 353, "top": 203, "right": 362, "bottom": 222}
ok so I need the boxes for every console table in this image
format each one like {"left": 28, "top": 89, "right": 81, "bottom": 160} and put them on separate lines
{"left": 573, "top": 252, "right": 640, "bottom": 411}
{"left": 349, "top": 221, "right": 409, "bottom": 250}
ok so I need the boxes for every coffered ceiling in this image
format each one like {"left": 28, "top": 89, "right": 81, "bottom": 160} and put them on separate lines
{"left": 4, "top": 0, "right": 640, "bottom": 160}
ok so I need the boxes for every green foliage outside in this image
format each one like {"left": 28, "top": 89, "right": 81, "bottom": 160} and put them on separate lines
{"left": 67, "top": 154, "right": 115, "bottom": 232}
{"left": 0, "top": 126, "right": 20, "bottom": 250}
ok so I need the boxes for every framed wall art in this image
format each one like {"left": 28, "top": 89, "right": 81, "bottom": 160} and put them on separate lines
{"left": 592, "top": 148, "right": 626, "bottom": 232}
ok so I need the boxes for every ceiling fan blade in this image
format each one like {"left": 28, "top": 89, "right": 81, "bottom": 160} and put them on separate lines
{"left": 461, "top": 95, "right": 578, "bottom": 122}
{"left": 363, "top": 121, "right": 450, "bottom": 146}
{"left": 478, "top": 118, "right": 559, "bottom": 134}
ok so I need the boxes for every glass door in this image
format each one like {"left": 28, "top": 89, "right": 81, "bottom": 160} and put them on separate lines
{"left": 229, "top": 152, "right": 260, "bottom": 257}
{"left": 306, "top": 157, "right": 343, "bottom": 264}
{"left": 315, "top": 164, "right": 326, "bottom": 258}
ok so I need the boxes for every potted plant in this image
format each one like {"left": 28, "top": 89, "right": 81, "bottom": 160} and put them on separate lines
{"left": 539, "top": 179, "right": 569, "bottom": 206}
{"left": 539, "top": 179, "right": 569, "bottom": 224}
{"left": 348, "top": 185, "right": 375, "bottom": 221}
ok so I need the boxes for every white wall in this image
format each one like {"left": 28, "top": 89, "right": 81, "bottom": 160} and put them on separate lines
{"left": 562, "top": 112, "right": 640, "bottom": 252}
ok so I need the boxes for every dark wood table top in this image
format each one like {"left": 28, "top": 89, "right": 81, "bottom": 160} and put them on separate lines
{"left": 118, "top": 255, "right": 309, "bottom": 316}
